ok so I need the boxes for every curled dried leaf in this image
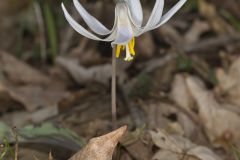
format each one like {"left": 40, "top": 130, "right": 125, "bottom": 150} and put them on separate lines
{"left": 70, "top": 126, "right": 127, "bottom": 160}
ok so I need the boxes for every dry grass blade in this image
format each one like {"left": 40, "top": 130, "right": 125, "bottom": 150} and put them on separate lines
{"left": 69, "top": 126, "right": 127, "bottom": 160}
{"left": 48, "top": 151, "right": 53, "bottom": 160}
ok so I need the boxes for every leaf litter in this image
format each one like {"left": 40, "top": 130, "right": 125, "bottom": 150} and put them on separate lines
{"left": 0, "top": 0, "right": 240, "bottom": 159}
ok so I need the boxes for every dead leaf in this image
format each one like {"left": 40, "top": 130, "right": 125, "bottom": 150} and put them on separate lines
{"left": 119, "top": 153, "right": 132, "bottom": 160}
{"left": 170, "top": 74, "right": 194, "bottom": 112}
{"left": 198, "top": 0, "right": 234, "bottom": 34}
{"left": 150, "top": 130, "right": 222, "bottom": 160}
{"left": 7, "top": 85, "right": 66, "bottom": 112}
{"left": 0, "top": 82, "right": 24, "bottom": 113}
{"left": 184, "top": 20, "right": 210, "bottom": 44}
{"left": 141, "top": 101, "right": 178, "bottom": 129}
{"left": 152, "top": 150, "right": 181, "bottom": 160}
{"left": 216, "top": 58, "right": 240, "bottom": 106}
{"left": 0, "top": 51, "right": 50, "bottom": 85}
{"left": 210, "top": 0, "right": 240, "bottom": 20}
{"left": 0, "top": 83, "right": 66, "bottom": 112}
{"left": 56, "top": 57, "right": 119, "bottom": 85}
{"left": 70, "top": 126, "right": 127, "bottom": 160}
{"left": 186, "top": 76, "right": 240, "bottom": 147}
{"left": 123, "top": 140, "right": 150, "bottom": 160}
{"left": 121, "top": 127, "right": 151, "bottom": 160}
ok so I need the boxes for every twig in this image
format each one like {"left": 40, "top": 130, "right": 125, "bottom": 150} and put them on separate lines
{"left": 112, "top": 46, "right": 117, "bottom": 129}
{"left": 139, "top": 34, "right": 240, "bottom": 74}
{"left": 180, "top": 34, "right": 240, "bottom": 53}
{"left": 141, "top": 53, "right": 178, "bottom": 74}
{"left": 12, "top": 127, "right": 18, "bottom": 160}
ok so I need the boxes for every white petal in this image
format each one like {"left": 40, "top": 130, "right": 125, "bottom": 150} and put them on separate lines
{"left": 112, "top": 3, "right": 133, "bottom": 44}
{"left": 73, "top": 0, "right": 110, "bottom": 35}
{"left": 154, "top": 0, "right": 187, "bottom": 28}
{"left": 125, "top": 0, "right": 143, "bottom": 27}
{"left": 62, "top": 3, "right": 116, "bottom": 42}
{"left": 113, "top": 25, "right": 133, "bottom": 44}
{"left": 135, "top": 0, "right": 164, "bottom": 36}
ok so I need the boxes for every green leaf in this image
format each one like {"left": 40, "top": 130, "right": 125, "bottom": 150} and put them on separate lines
{"left": 221, "top": 10, "right": 240, "bottom": 31}
{"left": 0, "top": 122, "right": 85, "bottom": 152}
{"left": 177, "top": 56, "right": 192, "bottom": 71}
{"left": 0, "top": 123, "right": 11, "bottom": 139}
{"left": 43, "top": 1, "right": 58, "bottom": 61}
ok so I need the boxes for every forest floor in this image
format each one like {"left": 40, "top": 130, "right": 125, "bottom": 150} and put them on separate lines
{"left": 0, "top": 0, "right": 240, "bottom": 159}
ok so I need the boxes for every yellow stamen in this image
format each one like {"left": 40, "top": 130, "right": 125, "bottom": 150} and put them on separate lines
{"left": 116, "top": 45, "right": 122, "bottom": 58}
{"left": 115, "top": 37, "right": 136, "bottom": 59}
{"left": 129, "top": 38, "right": 135, "bottom": 56}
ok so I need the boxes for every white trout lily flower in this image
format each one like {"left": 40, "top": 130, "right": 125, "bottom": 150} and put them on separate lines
{"left": 62, "top": 0, "right": 186, "bottom": 61}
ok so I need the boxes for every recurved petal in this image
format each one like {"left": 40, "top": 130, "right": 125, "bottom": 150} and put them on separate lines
{"left": 73, "top": 0, "right": 111, "bottom": 35}
{"left": 62, "top": 3, "right": 115, "bottom": 42}
{"left": 154, "top": 0, "right": 187, "bottom": 29}
{"left": 135, "top": 0, "right": 164, "bottom": 36}
{"left": 112, "top": 3, "right": 134, "bottom": 44}
{"left": 126, "top": 0, "right": 143, "bottom": 27}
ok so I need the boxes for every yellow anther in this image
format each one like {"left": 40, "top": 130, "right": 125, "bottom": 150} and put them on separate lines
{"left": 115, "top": 38, "right": 136, "bottom": 60}
{"left": 129, "top": 38, "right": 135, "bottom": 56}
{"left": 116, "top": 45, "right": 123, "bottom": 58}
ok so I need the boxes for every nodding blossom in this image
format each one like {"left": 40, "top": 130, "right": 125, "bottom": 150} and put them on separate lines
{"left": 62, "top": 0, "right": 187, "bottom": 61}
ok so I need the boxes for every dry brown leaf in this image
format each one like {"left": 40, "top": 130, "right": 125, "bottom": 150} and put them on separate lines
{"left": 210, "top": 0, "right": 240, "bottom": 20}
{"left": 0, "top": 84, "right": 65, "bottom": 112}
{"left": 170, "top": 74, "right": 201, "bottom": 138}
{"left": 216, "top": 58, "right": 240, "bottom": 106}
{"left": 120, "top": 127, "right": 151, "bottom": 160}
{"left": 198, "top": 0, "right": 234, "bottom": 34}
{"left": 184, "top": 20, "right": 210, "bottom": 44}
{"left": 0, "top": 82, "right": 24, "bottom": 113}
{"left": 150, "top": 130, "right": 222, "bottom": 160}
{"left": 1, "top": 111, "right": 30, "bottom": 127}
{"left": 119, "top": 153, "right": 132, "bottom": 160}
{"left": 7, "top": 85, "right": 65, "bottom": 112}
{"left": 123, "top": 140, "right": 150, "bottom": 160}
{"left": 186, "top": 76, "right": 240, "bottom": 147}
{"left": 0, "top": 51, "right": 50, "bottom": 85}
{"left": 152, "top": 150, "right": 180, "bottom": 160}
{"left": 70, "top": 126, "right": 127, "bottom": 160}
{"left": 57, "top": 57, "right": 127, "bottom": 85}
{"left": 141, "top": 100, "right": 196, "bottom": 138}
{"left": 170, "top": 74, "right": 194, "bottom": 112}
{"left": 142, "top": 102, "right": 178, "bottom": 129}
{"left": 20, "top": 148, "right": 50, "bottom": 160}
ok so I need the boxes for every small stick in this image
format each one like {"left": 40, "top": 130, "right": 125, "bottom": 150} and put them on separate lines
{"left": 112, "top": 46, "right": 117, "bottom": 129}
{"left": 12, "top": 127, "right": 18, "bottom": 160}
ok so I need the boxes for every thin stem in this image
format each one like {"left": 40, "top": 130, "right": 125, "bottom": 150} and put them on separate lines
{"left": 12, "top": 127, "right": 18, "bottom": 160}
{"left": 112, "top": 45, "right": 117, "bottom": 129}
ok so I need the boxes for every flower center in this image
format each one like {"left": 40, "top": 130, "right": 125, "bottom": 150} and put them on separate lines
{"left": 115, "top": 38, "right": 136, "bottom": 61}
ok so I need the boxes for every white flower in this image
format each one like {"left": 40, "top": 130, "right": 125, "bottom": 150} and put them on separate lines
{"left": 62, "top": 0, "right": 186, "bottom": 61}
